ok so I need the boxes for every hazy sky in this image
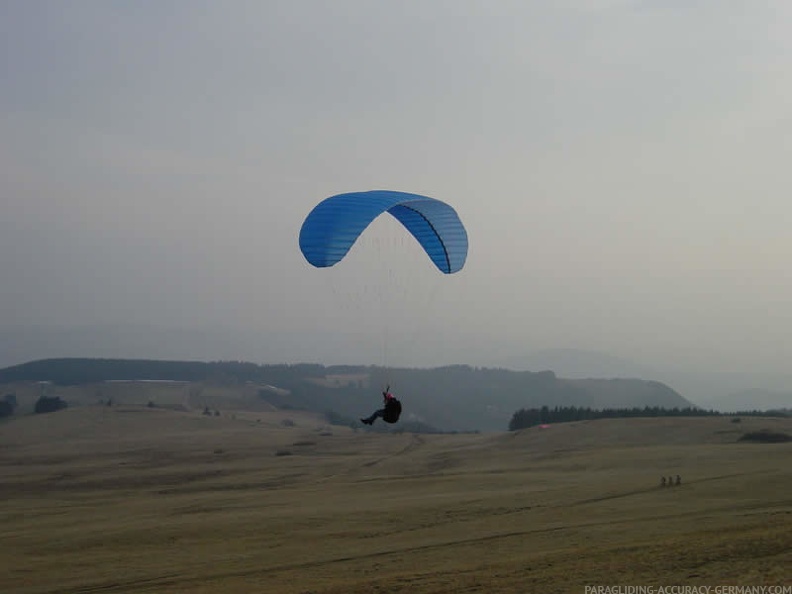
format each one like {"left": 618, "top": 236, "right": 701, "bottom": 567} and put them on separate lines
{"left": 2, "top": 1, "right": 792, "bottom": 373}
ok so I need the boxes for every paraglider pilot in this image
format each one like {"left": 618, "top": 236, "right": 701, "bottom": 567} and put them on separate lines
{"left": 361, "top": 386, "right": 402, "bottom": 425}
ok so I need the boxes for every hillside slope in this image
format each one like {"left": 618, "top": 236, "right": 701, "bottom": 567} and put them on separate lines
{"left": 1, "top": 409, "right": 789, "bottom": 593}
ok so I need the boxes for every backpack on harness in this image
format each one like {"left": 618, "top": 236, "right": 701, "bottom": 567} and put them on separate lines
{"left": 382, "top": 398, "right": 402, "bottom": 424}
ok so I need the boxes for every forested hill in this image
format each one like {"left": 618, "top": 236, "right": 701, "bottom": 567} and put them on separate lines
{"left": 0, "top": 358, "right": 693, "bottom": 431}
{"left": 0, "top": 358, "right": 328, "bottom": 386}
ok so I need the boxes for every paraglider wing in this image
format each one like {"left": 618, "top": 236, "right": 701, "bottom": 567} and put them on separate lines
{"left": 299, "top": 190, "right": 468, "bottom": 274}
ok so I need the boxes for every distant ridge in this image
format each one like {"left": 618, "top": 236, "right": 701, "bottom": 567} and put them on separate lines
{"left": 0, "top": 357, "right": 311, "bottom": 385}
{"left": 0, "top": 358, "right": 694, "bottom": 432}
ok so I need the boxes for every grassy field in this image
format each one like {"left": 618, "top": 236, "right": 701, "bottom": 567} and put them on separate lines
{"left": 0, "top": 395, "right": 790, "bottom": 593}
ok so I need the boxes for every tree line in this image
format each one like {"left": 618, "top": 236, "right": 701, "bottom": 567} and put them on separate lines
{"left": 0, "top": 393, "right": 17, "bottom": 417}
{"left": 508, "top": 404, "right": 788, "bottom": 431}
{"left": 0, "top": 393, "right": 67, "bottom": 418}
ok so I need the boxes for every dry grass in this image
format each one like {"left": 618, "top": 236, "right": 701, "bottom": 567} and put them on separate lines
{"left": 0, "top": 405, "right": 790, "bottom": 593}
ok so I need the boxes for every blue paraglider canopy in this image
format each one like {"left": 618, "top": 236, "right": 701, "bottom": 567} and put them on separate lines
{"left": 299, "top": 190, "right": 468, "bottom": 274}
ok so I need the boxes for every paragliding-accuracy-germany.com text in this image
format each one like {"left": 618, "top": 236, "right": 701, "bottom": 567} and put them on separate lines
{"left": 584, "top": 586, "right": 790, "bottom": 594}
